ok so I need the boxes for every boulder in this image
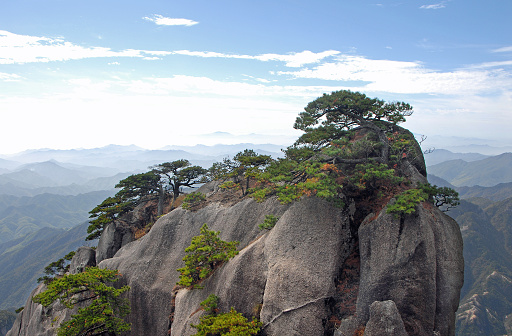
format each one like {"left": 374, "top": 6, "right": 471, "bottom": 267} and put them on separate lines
{"left": 364, "top": 300, "right": 408, "bottom": 336}
{"left": 69, "top": 246, "right": 96, "bottom": 274}
{"left": 95, "top": 222, "right": 133, "bottom": 264}
{"left": 170, "top": 196, "right": 352, "bottom": 336}
{"left": 100, "top": 196, "right": 294, "bottom": 336}
{"left": 356, "top": 200, "right": 464, "bottom": 336}
{"left": 7, "top": 284, "right": 78, "bottom": 336}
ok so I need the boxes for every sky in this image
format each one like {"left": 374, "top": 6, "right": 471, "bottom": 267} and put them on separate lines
{"left": 0, "top": 0, "right": 511, "bottom": 154}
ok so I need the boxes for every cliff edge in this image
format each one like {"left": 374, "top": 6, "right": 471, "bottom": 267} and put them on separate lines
{"left": 8, "top": 91, "right": 464, "bottom": 336}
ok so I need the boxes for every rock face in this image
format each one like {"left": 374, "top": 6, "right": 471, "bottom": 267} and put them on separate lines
{"left": 68, "top": 246, "right": 96, "bottom": 274}
{"left": 364, "top": 300, "right": 408, "bottom": 336}
{"left": 7, "top": 269, "right": 89, "bottom": 336}
{"left": 169, "top": 196, "right": 352, "bottom": 336}
{"left": 356, "top": 200, "right": 464, "bottom": 336}
{"left": 8, "top": 169, "right": 464, "bottom": 336}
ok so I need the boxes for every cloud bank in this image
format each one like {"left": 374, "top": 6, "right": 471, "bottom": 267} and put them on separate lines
{"left": 143, "top": 14, "right": 198, "bottom": 26}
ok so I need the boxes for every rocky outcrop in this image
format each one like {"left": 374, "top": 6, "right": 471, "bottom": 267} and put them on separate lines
{"left": 356, "top": 200, "right": 464, "bottom": 336}
{"left": 169, "top": 196, "right": 352, "bottom": 336}
{"left": 8, "top": 169, "right": 464, "bottom": 336}
{"left": 68, "top": 246, "right": 96, "bottom": 274}
{"left": 7, "top": 278, "right": 88, "bottom": 336}
{"left": 364, "top": 300, "right": 408, "bottom": 336}
{"left": 7, "top": 249, "right": 101, "bottom": 336}
{"left": 95, "top": 199, "right": 158, "bottom": 264}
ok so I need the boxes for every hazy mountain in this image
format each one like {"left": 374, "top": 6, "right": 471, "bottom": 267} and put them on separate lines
{"left": 421, "top": 135, "right": 512, "bottom": 155}
{"left": 424, "top": 149, "right": 489, "bottom": 167}
{"left": 427, "top": 174, "right": 456, "bottom": 188}
{"left": 428, "top": 153, "right": 512, "bottom": 187}
{"left": 456, "top": 182, "right": 512, "bottom": 202}
{"left": 0, "top": 170, "right": 58, "bottom": 189}
{"left": 0, "top": 222, "right": 92, "bottom": 310}
{"left": 449, "top": 199, "right": 512, "bottom": 335}
{"left": 15, "top": 161, "right": 89, "bottom": 186}
{"left": 0, "top": 159, "right": 20, "bottom": 171}
{"left": 0, "top": 190, "right": 114, "bottom": 244}
{"left": 0, "top": 309, "right": 16, "bottom": 336}
{"left": 161, "top": 143, "right": 285, "bottom": 157}
{"left": 3, "top": 146, "right": 214, "bottom": 170}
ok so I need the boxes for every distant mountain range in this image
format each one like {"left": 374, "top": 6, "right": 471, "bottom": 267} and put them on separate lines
{"left": 423, "top": 149, "right": 489, "bottom": 167}
{"left": 0, "top": 222, "right": 92, "bottom": 310}
{"left": 0, "top": 191, "right": 114, "bottom": 244}
{"left": 448, "top": 198, "right": 512, "bottom": 335}
{"left": 428, "top": 153, "right": 512, "bottom": 187}
{"left": 1, "top": 143, "right": 512, "bottom": 335}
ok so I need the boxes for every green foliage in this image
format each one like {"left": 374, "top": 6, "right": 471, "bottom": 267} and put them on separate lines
{"left": 294, "top": 90, "right": 413, "bottom": 147}
{"left": 419, "top": 183, "right": 460, "bottom": 211}
{"left": 177, "top": 224, "right": 239, "bottom": 288}
{"left": 321, "top": 135, "right": 380, "bottom": 161}
{"left": 251, "top": 160, "right": 344, "bottom": 207}
{"left": 151, "top": 160, "right": 208, "bottom": 201}
{"left": 191, "top": 295, "right": 261, "bottom": 336}
{"left": 37, "top": 250, "right": 76, "bottom": 284}
{"left": 211, "top": 150, "right": 272, "bottom": 196}
{"left": 347, "top": 162, "right": 403, "bottom": 190}
{"left": 191, "top": 307, "right": 262, "bottom": 336}
{"left": 219, "top": 181, "right": 240, "bottom": 190}
{"left": 386, "top": 188, "right": 428, "bottom": 217}
{"left": 200, "top": 294, "right": 219, "bottom": 315}
{"left": 386, "top": 183, "right": 460, "bottom": 218}
{"left": 88, "top": 159, "right": 207, "bottom": 240}
{"left": 87, "top": 196, "right": 135, "bottom": 241}
{"left": 182, "top": 192, "right": 207, "bottom": 210}
{"left": 258, "top": 214, "right": 279, "bottom": 230}
{"left": 32, "top": 267, "right": 130, "bottom": 336}
{"left": 114, "top": 171, "right": 161, "bottom": 204}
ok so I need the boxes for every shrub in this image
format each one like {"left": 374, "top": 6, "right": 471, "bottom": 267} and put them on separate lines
{"left": 182, "top": 192, "right": 207, "bottom": 210}
{"left": 348, "top": 162, "right": 402, "bottom": 191}
{"left": 258, "top": 214, "right": 279, "bottom": 230}
{"left": 419, "top": 183, "right": 460, "bottom": 211}
{"left": 219, "top": 181, "right": 239, "bottom": 190}
{"left": 37, "top": 251, "right": 76, "bottom": 284}
{"left": 32, "top": 267, "right": 130, "bottom": 336}
{"left": 386, "top": 188, "right": 428, "bottom": 218}
{"left": 191, "top": 295, "right": 262, "bottom": 336}
{"left": 177, "top": 224, "right": 239, "bottom": 288}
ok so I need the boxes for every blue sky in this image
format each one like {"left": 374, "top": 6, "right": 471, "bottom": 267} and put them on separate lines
{"left": 0, "top": 0, "right": 511, "bottom": 154}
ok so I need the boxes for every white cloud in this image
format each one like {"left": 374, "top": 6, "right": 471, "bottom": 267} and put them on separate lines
{"left": 169, "top": 49, "right": 340, "bottom": 67}
{"left": 277, "top": 54, "right": 511, "bottom": 95}
{"left": 492, "top": 46, "right": 512, "bottom": 53}
{"left": 143, "top": 14, "right": 198, "bottom": 26}
{"left": 0, "top": 30, "right": 144, "bottom": 64}
{"left": 0, "top": 72, "right": 22, "bottom": 81}
{"left": 468, "top": 60, "right": 512, "bottom": 69}
{"left": 0, "top": 30, "right": 337, "bottom": 68}
{"left": 420, "top": 3, "right": 446, "bottom": 9}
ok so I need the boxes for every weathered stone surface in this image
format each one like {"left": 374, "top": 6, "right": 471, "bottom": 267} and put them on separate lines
{"left": 170, "top": 196, "right": 352, "bottom": 336}
{"left": 100, "top": 195, "right": 294, "bottom": 336}
{"left": 364, "top": 300, "right": 408, "bottom": 336}
{"left": 9, "top": 177, "right": 464, "bottom": 336}
{"left": 7, "top": 284, "right": 78, "bottom": 336}
{"left": 356, "top": 200, "right": 464, "bottom": 336}
{"left": 95, "top": 199, "right": 159, "bottom": 264}
{"left": 69, "top": 246, "right": 96, "bottom": 274}
{"left": 95, "top": 222, "right": 132, "bottom": 264}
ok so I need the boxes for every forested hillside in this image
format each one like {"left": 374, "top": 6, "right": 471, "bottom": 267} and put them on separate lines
{"left": 0, "top": 191, "right": 114, "bottom": 243}
{"left": 426, "top": 151, "right": 512, "bottom": 335}
{"left": 0, "top": 222, "right": 91, "bottom": 310}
